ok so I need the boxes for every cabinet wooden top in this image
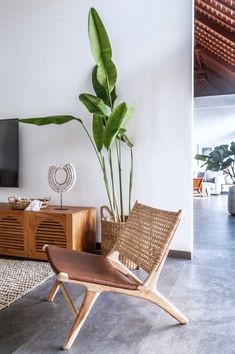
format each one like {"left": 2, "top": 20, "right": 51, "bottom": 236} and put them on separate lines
{"left": 0, "top": 203, "right": 96, "bottom": 214}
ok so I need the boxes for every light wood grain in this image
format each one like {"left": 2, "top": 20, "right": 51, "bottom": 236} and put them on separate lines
{"left": 0, "top": 204, "right": 96, "bottom": 259}
{"left": 50, "top": 251, "right": 188, "bottom": 350}
{"left": 48, "top": 280, "right": 60, "bottom": 302}
{"left": 44, "top": 203, "right": 188, "bottom": 350}
{"left": 63, "top": 290, "right": 100, "bottom": 350}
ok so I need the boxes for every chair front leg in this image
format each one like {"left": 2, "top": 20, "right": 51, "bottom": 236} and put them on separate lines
{"left": 48, "top": 279, "right": 60, "bottom": 302}
{"left": 63, "top": 289, "right": 100, "bottom": 350}
{"left": 146, "top": 289, "right": 188, "bottom": 325}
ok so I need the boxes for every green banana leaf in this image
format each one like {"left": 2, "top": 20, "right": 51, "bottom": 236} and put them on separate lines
{"left": 104, "top": 102, "right": 127, "bottom": 150}
{"left": 92, "top": 65, "right": 117, "bottom": 107}
{"left": 118, "top": 128, "right": 126, "bottom": 135}
{"left": 119, "top": 133, "right": 133, "bottom": 148}
{"left": 88, "top": 8, "right": 117, "bottom": 93}
{"left": 79, "top": 93, "right": 107, "bottom": 116}
{"left": 121, "top": 103, "right": 136, "bottom": 129}
{"left": 19, "top": 115, "right": 82, "bottom": 125}
{"left": 93, "top": 114, "right": 104, "bottom": 152}
{"left": 117, "top": 128, "right": 134, "bottom": 148}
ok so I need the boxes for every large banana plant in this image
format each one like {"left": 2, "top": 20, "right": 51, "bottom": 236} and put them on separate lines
{"left": 195, "top": 142, "right": 235, "bottom": 183}
{"left": 20, "top": 8, "right": 135, "bottom": 222}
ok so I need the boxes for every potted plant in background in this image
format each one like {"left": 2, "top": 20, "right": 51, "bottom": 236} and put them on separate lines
{"left": 20, "top": 8, "right": 136, "bottom": 268}
{"left": 195, "top": 142, "right": 235, "bottom": 214}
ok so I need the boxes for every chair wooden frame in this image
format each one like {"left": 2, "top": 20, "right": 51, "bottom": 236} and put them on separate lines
{"left": 193, "top": 177, "right": 204, "bottom": 197}
{"left": 44, "top": 203, "right": 188, "bottom": 350}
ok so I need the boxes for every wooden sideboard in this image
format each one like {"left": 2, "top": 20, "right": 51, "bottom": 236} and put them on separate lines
{"left": 0, "top": 204, "right": 96, "bottom": 260}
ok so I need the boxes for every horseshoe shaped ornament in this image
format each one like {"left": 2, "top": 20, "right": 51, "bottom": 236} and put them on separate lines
{"left": 48, "top": 163, "right": 76, "bottom": 209}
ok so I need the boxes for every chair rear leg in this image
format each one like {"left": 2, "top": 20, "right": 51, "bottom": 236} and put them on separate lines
{"left": 147, "top": 290, "right": 188, "bottom": 324}
{"left": 63, "top": 289, "right": 100, "bottom": 350}
{"left": 48, "top": 279, "right": 60, "bottom": 302}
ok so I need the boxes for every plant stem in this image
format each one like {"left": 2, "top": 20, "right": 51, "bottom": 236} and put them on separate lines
{"left": 225, "top": 168, "right": 235, "bottom": 184}
{"left": 79, "top": 121, "right": 103, "bottom": 168}
{"left": 78, "top": 120, "right": 115, "bottom": 215}
{"left": 101, "top": 156, "right": 115, "bottom": 217}
{"left": 116, "top": 140, "right": 124, "bottom": 221}
{"left": 108, "top": 149, "right": 119, "bottom": 221}
{"left": 129, "top": 148, "right": 133, "bottom": 213}
{"left": 107, "top": 88, "right": 122, "bottom": 221}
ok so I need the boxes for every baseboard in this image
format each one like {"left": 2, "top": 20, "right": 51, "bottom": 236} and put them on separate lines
{"left": 168, "top": 250, "right": 192, "bottom": 259}
{"left": 96, "top": 242, "right": 192, "bottom": 260}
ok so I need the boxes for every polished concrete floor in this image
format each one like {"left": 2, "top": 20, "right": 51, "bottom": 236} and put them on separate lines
{"left": 1, "top": 194, "right": 235, "bottom": 353}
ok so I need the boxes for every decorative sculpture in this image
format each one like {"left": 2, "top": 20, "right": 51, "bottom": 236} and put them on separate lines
{"left": 48, "top": 163, "right": 76, "bottom": 210}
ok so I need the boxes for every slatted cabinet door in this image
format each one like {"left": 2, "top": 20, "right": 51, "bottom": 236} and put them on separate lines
{"left": 29, "top": 212, "right": 69, "bottom": 260}
{"left": 0, "top": 211, "right": 28, "bottom": 257}
{"left": 0, "top": 204, "right": 96, "bottom": 260}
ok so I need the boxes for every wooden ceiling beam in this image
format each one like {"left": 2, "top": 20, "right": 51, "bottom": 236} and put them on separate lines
{"left": 195, "top": 12, "right": 235, "bottom": 41}
{"left": 195, "top": 23, "right": 235, "bottom": 65}
{"left": 195, "top": 6, "right": 234, "bottom": 31}
{"left": 205, "top": 0, "right": 235, "bottom": 16}
{"left": 195, "top": 3, "right": 235, "bottom": 32}
{"left": 200, "top": 51, "right": 235, "bottom": 78}
{"left": 196, "top": 0, "right": 235, "bottom": 25}
{"left": 194, "top": 0, "right": 235, "bottom": 96}
{"left": 195, "top": 38, "right": 235, "bottom": 66}
{"left": 195, "top": 19, "right": 235, "bottom": 48}
{"left": 195, "top": 23, "right": 235, "bottom": 55}
{"left": 219, "top": 0, "right": 235, "bottom": 11}
{"left": 195, "top": 32, "right": 235, "bottom": 66}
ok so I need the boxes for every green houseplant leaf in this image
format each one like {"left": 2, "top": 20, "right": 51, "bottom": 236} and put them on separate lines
{"left": 194, "top": 154, "right": 209, "bottom": 161}
{"left": 119, "top": 133, "right": 133, "bottom": 148}
{"left": 206, "top": 161, "right": 220, "bottom": 171}
{"left": 195, "top": 143, "right": 235, "bottom": 183}
{"left": 19, "top": 115, "right": 82, "bottom": 125}
{"left": 230, "top": 142, "right": 235, "bottom": 154}
{"left": 121, "top": 103, "right": 136, "bottom": 129}
{"left": 104, "top": 102, "right": 127, "bottom": 150}
{"left": 210, "top": 150, "right": 224, "bottom": 163}
{"left": 117, "top": 128, "right": 134, "bottom": 148}
{"left": 92, "top": 65, "right": 117, "bottom": 107}
{"left": 222, "top": 158, "right": 234, "bottom": 170}
{"left": 79, "top": 93, "right": 107, "bottom": 116}
{"left": 88, "top": 8, "right": 117, "bottom": 93}
{"left": 19, "top": 8, "right": 136, "bottom": 224}
{"left": 92, "top": 114, "right": 104, "bottom": 152}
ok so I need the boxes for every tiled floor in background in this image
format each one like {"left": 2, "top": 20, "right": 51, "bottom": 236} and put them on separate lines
{"left": 0, "top": 194, "right": 235, "bottom": 354}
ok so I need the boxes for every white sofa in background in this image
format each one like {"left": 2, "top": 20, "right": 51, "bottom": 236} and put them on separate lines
{"left": 193, "top": 170, "right": 224, "bottom": 195}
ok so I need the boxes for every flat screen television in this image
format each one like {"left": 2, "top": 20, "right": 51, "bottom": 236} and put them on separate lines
{"left": 0, "top": 119, "right": 19, "bottom": 187}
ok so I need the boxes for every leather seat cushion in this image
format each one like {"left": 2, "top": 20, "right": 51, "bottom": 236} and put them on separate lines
{"left": 46, "top": 245, "right": 138, "bottom": 290}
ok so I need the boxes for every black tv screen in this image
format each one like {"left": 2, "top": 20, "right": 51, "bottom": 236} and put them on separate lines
{"left": 0, "top": 119, "right": 19, "bottom": 187}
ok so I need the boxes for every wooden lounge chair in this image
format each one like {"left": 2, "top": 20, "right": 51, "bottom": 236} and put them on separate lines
{"left": 193, "top": 177, "right": 204, "bottom": 197}
{"left": 44, "top": 201, "right": 188, "bottom": 350}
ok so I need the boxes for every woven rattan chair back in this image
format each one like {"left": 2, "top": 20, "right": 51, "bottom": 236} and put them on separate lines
{"left": 112, "top": 202, "right": 182, "bottom": 273}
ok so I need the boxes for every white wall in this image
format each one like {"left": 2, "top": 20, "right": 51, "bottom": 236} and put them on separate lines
{"left": 194, "top": 94, "right": 235, "bottom": 170}
{"left": 194, "top": 95, "right": 235, "bottom": 145}
{"left": 0, "top": 0, "right": 193, "bottom": 251}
